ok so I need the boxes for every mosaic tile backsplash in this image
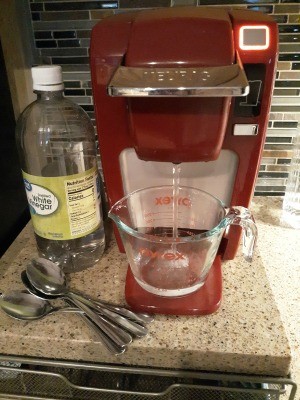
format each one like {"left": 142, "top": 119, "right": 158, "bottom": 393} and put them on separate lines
{"left": 29, "top": 0, "right": 299, "bottom": 196}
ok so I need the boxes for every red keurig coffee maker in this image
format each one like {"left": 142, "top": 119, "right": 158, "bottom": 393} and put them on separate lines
{"left": 90, "top": 7, "right": 278, "bottom": 315}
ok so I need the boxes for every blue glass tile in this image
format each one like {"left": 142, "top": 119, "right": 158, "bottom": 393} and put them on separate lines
{"left": 259, "top": 171, "right": 289, "bottom": 178}
{"left": 279, "top": 53, "right": 300, "bottom": 61}
{"left": 40, "top": 48, "right": 87, "bottom": 56}
{"left": 279, "top": 34, "right": 300, "bottom": 43}
{"left": 254, "top": 191, "right": 285, "bottom": 196}
{"left": 199, "top": 0, "right": 276, "bottom": 4}
{"left": 36, "top": 40, "right": 57, "bottom": 48}
{"left": 52, "top": 56, "right": 89, "bottom": 64}
{"left": 273, "top": 88, "right": 300, "bottom": 95}
{"left": 277, "top": 158, "right": 292, "bottom": 164}
{"left": 62, "top": 65, "right": 91, "bottom": 72}
{"left": 64, "top": 81, "right": 81, "bottom": 88}
{"left": 53, "top": 31, "right": 76, "bottom": 39}
{"left": 120, "top": 0, "right": 170, "bottom": 7}
{"left": 272, "top": 15, "right": 288, "bottom": 23}
{"left": 265, "top": 137, "right": 292, "bottom": 144}
{"left": 34, "top": 31, "right": 52, "bottom": 39}
{"left": 65, "top": 89, "right": 86, "bottom": 96}
{"left": 44, "top": 1, "right": 118, "bottom": 11}
{"left": 57, "top": 40, "right": 81, "bottom": 48}
{"left": 30, "top": 3, "right": 43, "bottom": 11}
{"left": 41, "top": 11, "right": 90, "bottom": 21}
{"left": 81, "top": 105, "right": 94, "bottom": 112}
{"left": 275, "top": 80, "right": 300, "bottom": 88}
{"left": 76, "top": 30, "right": 91, "bottom": 38}
{"left": 31, "top": 12, "right": 41, "bottom": 21}
{"left": 271, "top": 105, "right": 300, "bottom": 112}
{"left": 247, "top": 5, "right": 273, "bottom": 13}
{"left": 278, "top": 25, "right": 300, "bottom": 34}
{"left": 273, "top": 121, "right": 298, "bottom": 128}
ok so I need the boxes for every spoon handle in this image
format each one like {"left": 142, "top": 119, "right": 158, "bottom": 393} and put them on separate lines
{"left": 71, "top": 290, "right": 154, "bottom": 325}
{"left": 97, "top": 302, "right": 154, "bottom": 325}
{"left": 70, "top": 292, "right": 148, "bottom": 338}
{"left": 63, "top": 300, "right": 125, "bottom": 356}
{"left": 81, "top": 315, "right": 126, "bottom": 355}
{"left": 66, "top": 294, "right": 132, "bottom": 348}
{"left": 52, "top": 307, "right": 84, "bottom": 314}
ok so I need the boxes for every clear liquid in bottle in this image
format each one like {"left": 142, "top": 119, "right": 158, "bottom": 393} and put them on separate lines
{"left": 15, "top": 65, "right": 105, "bottom": 272}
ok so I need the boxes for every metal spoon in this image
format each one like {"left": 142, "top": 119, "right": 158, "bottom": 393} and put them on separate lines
{"left": 21, "top": 270, "right": 132, "bottom": 347}
{"left": 21, "top": 270, "right": 61, "bottom": 301}
{"left": 21, "top": 269, "right": 153, "bottom": 325}
{"left": 0, "top": 291, "right": 80, "bottom": 320}
{"left": 67, "top": 288, "right": 153, "bottom": 325}
{"left": 0, "top": 291, "right": 126, "bottom": 355}
{"left": 26, "top": 258, "right": 148, "bottom": 338}
{"left": 75, "top": 295, "right": 154, "bottom": 326}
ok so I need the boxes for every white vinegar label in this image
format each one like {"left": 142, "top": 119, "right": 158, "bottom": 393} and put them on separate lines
{"left": 22, "top": 167, "right": 101, "bottom": 240}
{"left": 24, "top": 181, "right": 59, "bottom": 216}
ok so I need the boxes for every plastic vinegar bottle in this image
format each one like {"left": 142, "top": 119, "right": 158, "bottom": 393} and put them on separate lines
{"left": 16, "top": 65, "right": 105, "bottom": 272}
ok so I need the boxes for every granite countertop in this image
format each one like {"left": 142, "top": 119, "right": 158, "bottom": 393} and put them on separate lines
{"left": 0, "top": 198, "right": 299, "bottom": 382}
{"left": 251, "top": 197, "right": 300, "bottom": 388}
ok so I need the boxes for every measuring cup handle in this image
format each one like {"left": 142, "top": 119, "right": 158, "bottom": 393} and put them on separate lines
{"left": 227, "top": 206, "right": 258, "bottom": 262}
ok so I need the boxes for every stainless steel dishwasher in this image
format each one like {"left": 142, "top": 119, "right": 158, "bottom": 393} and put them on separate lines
{"left": 0, "top": 356, "right": 297, "bottom": 400}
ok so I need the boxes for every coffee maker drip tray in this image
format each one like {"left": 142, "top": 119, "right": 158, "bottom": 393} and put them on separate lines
{"left": 125, "top": 256, "right": 222, "bottom": 315}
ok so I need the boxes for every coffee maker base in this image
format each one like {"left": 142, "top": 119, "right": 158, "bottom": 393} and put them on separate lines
{"left": 125, "top": 256, "right": 222, "bottom": 315}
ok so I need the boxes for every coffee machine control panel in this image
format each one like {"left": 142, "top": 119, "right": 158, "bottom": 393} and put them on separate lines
{"left": 234, "top": 64, "right": 265, "bottom": 117}
{"left": 233, "top": 124, "right": 258, "bottom": 136}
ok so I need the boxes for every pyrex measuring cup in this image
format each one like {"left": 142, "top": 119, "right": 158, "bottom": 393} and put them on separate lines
{"left": 109, "top": 186, "right": 257, "bottom": 297}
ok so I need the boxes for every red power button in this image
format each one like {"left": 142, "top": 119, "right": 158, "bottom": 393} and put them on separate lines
{"left": 239, "top": 25, "right": 270, "bottom": 50}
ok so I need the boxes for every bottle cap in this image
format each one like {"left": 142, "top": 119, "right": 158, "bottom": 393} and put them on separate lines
{"left": 31, "top": 65, "right": 64, "bottom": 91}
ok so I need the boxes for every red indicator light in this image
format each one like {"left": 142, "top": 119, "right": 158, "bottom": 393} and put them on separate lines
{"left": 239, "top": 25, "right": 270, "bottom": 50}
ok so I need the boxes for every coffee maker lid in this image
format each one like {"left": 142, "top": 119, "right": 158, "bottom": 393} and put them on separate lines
{"left": 125, "top": 8, "right": 234, "bottom": 68}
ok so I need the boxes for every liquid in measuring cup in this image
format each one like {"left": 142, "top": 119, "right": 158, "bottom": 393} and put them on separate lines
{"left": 134, "top": 227, "right": 217, "bottom": 297}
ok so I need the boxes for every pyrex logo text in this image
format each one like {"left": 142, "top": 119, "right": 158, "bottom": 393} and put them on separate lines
{"left": 155, "top": 196, "right": 191, "bottom": 207}
{"left": 140, "top": 248, "right": 185, "bottom": 261}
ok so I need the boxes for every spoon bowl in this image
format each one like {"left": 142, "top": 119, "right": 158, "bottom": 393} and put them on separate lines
{"left": 0, "top": 291, "right": 75, "bottom": 320}
{"left": 21, "top": 270, "right": 58, "bottom": 300}
{"left": 26, "top": 258, "right": 149, "bottom": 338}
{"left": 27, "top": 258, "right": 67, "bottom": 296}
{"left": 26, "top": 258, "right": 137, "bottom": 345}
{"left": 0, "top": 290, "right": 126, "bottom": 355}
{"left": 21, "top": 269, "right": 153, "bottom": 327}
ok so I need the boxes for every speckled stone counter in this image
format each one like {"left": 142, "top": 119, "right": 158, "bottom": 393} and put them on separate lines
{"left": 251, "top": 197, "right": 300, "bottom": 394}
{"left": 0, "top": 198, "right": 298, "bottom": 380}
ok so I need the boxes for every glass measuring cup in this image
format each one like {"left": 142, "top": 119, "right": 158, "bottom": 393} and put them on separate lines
{"left": 109, "top": 186, "right": 257, "bottom": 297}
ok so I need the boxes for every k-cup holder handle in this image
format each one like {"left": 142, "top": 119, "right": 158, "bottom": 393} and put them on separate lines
{"left": 108, "top": 52, "right": 249, "bottom": 97}
{"left": 226, "top": 206, "right": 258, "bottom": 263}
